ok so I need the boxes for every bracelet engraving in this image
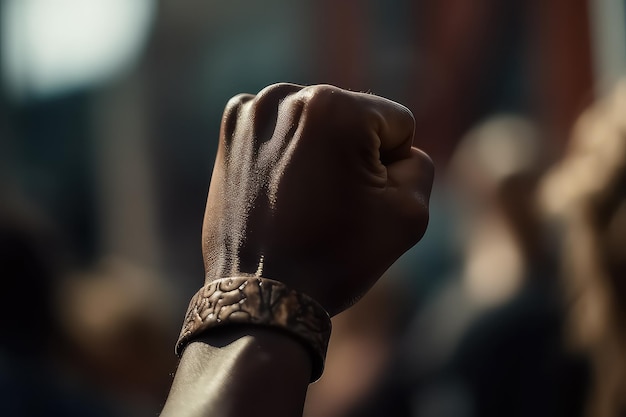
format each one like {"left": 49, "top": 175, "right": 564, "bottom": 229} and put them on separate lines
{"left": 175, "top": 277, "right": 332, "bottom": 382}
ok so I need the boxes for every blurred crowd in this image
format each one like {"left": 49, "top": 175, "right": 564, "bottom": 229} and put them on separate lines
{"left": 1, "top": 0, "right": 625, "bottom": 416}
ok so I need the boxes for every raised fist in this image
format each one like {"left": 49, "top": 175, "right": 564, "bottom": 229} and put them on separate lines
{"left": 201, "top": 83, "right": 433, "bottom": 316}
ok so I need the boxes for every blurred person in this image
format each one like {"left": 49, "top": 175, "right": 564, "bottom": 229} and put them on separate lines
{"left": 0, "top": 197, "right": 116, "bottom": 416}
{"left": 160, "top": 83, "right": 434, "bottom": 417}
{"left": 409, "top": 115, "right": 587, "bottom": 417}
{"left": 58, "top": 257, "right": 178, "bottom": 416}
{"left": 446, "top": 115, "right": 552, "bottom": 307}
{"left": 0, "top": 193, "right": 178, "bottom": 416}
{"left": 344, "top": 115, "right": 587, "bottom": 417}
{"left": 540, "top": 79, "right": 626, "bottom": 417}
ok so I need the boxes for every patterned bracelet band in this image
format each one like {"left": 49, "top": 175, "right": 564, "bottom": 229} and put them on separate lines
{"left": 175, "top": 276, "right": 332, "bottom": 382}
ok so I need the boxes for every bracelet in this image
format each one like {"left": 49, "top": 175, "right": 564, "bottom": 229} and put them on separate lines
{"left": 175, "top": 276, "right": 332, "bottom": 382}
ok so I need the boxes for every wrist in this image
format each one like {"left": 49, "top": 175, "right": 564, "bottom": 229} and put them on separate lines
{"left": 163, "top": 326, "right": 311, "bottom": 417}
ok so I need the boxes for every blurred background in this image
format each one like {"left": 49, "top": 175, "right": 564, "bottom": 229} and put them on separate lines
{"left": 1, "top": 0, "right": 625, "bottom": 416}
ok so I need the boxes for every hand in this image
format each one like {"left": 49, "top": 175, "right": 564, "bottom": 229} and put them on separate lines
{"left": 202, "top": 83, "right": 433, "bottom": 316}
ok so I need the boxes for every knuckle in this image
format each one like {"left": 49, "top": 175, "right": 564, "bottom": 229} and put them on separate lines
{"left": 398, "top": 104, "right": 416, "bottom": 127}
{"left": 250, "top": 83, "right": 303, "bottom": 142}
{"left": 298, "top": 84, "right": 345, "bottom": 109}
{"left": 295, "top": 84, "right": 356, "bottom": 127}
{"left": 221, "top": 93, "right": 254, "bottom": 146}
{"left": 252, "top": 82, "right": 303, "bottom": 112}
{"left": 224, "top": 93, "right": 254, "bottom": 116}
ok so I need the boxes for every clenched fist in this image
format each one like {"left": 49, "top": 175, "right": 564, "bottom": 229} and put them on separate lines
{"left": 201, "top": 83, "right": 433, "bottom": 316}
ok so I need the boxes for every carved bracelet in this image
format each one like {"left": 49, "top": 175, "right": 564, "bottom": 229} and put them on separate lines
{"left": 175, "top": 276, "right": 332, "bottom": 382}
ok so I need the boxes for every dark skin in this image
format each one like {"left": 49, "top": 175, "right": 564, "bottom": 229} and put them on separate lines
{"left": 161, "top": 83, "right": 434, "bottom": 417}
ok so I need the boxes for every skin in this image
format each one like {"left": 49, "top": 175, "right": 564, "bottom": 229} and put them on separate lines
{"left": 161, "top": 83, "right": 434, "bottom": 417}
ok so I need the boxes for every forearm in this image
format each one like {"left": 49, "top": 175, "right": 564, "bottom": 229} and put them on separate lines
{"left": 161, "top": 326, "right": 312, "bottom": 417}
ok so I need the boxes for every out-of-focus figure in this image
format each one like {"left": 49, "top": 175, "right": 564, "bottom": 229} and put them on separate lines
{"left": 0, "top": 195, "right": 178, "bottom": 416}
{"left": 399, "top": 115, "right": 587, "bottom": 417}
{"left": 446, "top": 115, "right": 552, "bottom": 307}
{"left": 540, "top": 80, "right": 626, "bottom": 417}
{"left": 58, "top": 257, "right": 178, "bottom": 416}
{"left": 0, "top": 199, "right": 115, "bottom": 416}
{"left": 341, "top": 114, "right": 589, "bottom": 417}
